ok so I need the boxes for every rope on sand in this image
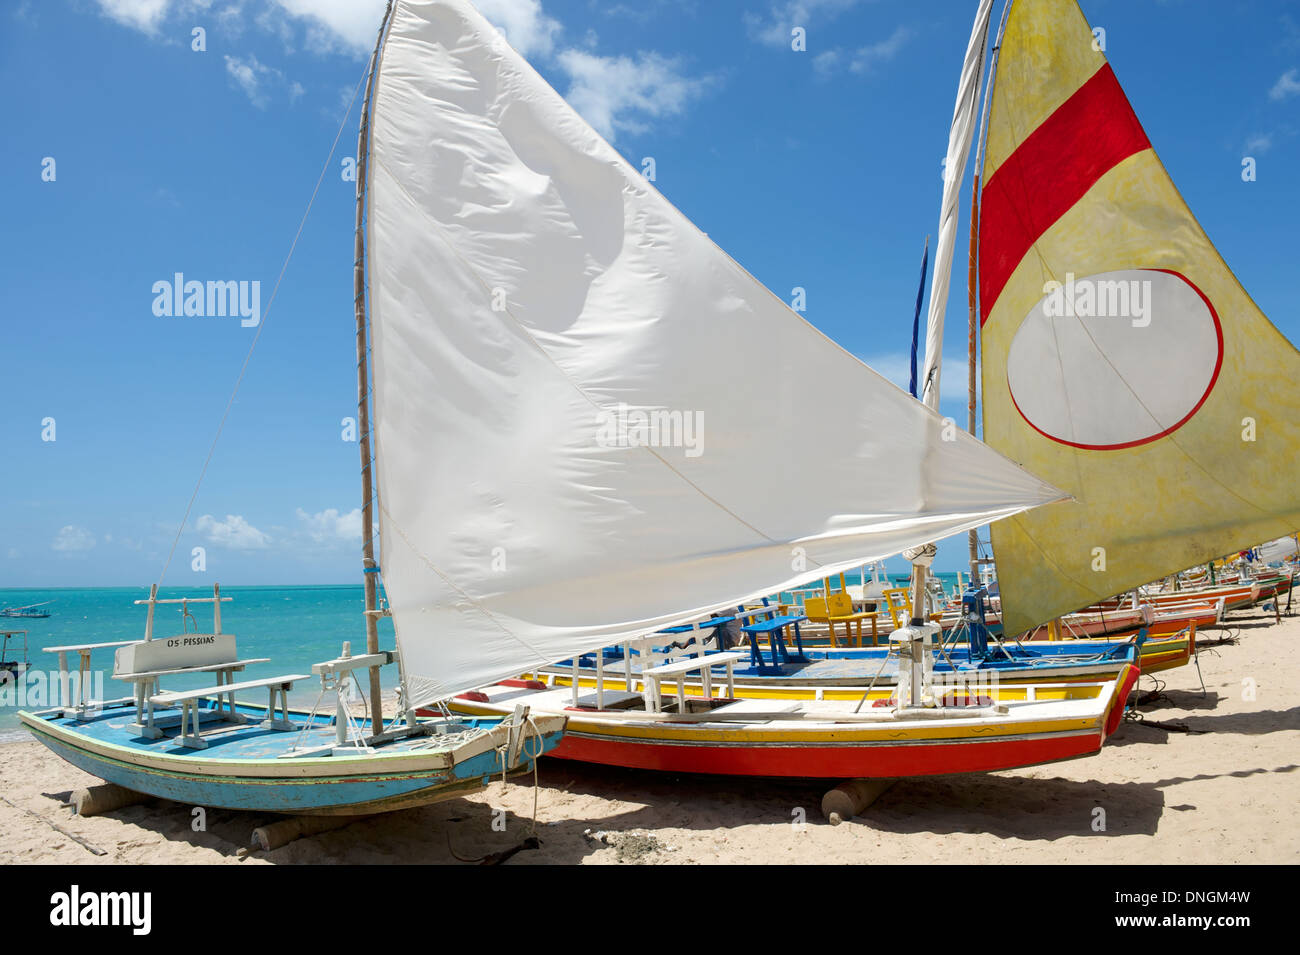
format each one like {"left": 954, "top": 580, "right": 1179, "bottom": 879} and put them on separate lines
{"left": 1132, "top": 718, "right": 1207, "bottom": 735}
{"left": 0, "top": 794, "right": 107, "bottom": 856}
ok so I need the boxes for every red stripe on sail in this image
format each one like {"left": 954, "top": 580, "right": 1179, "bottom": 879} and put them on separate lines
{"left": 979, "top": 65, "right": 1151, "bottom": 324}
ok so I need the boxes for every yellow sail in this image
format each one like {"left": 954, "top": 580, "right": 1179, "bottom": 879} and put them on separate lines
{"left": 978, "top": 0, "right": 1300, "bottom": 637}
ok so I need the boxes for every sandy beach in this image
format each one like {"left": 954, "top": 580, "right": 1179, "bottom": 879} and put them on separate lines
{"left": 2, "top": 606, "right": 1296, "bottom": 866}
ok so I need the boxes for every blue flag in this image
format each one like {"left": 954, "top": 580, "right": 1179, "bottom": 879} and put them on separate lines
{"left": 908, "top": 237, "right": 930, "bottom": 398}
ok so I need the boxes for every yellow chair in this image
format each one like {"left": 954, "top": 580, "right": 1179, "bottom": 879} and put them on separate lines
{"left": 881, "top": 586, "right": 944, "bottom": 631}
{"left": 882, "top": 588, "right": 913, "bottom": 630}
{"left": 803, "top": 595, "right": 881, "bottom": 647}
{"left": 825, "top": 592, "right": 881, "bottom": 647}
{"left": 801, "top": 597, "right": 836, "bottom": 647}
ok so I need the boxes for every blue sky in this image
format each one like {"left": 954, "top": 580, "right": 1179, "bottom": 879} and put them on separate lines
{"left": 2, "top": 0, "right": 1298, "bottom": 588}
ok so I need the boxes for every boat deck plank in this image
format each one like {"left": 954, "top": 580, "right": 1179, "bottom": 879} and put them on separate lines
{"left": 30, "top": 700, "right": 443, "bottom": 760}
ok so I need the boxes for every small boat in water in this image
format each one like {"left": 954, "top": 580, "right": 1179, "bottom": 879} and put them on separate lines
{"left": 1, "top": 602, "right": 52, "bottom": 619}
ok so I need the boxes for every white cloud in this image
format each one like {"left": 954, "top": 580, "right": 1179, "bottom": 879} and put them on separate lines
{"left": 94, "top": 0, "right": 172, "bottom": 35}
{"left": 271, "top": 0, "right": 385, "bottom": 54}
{"left": 813, "top": 49, "right": 840, "bottom": 77}
{"left": 93, "top": 0, "right": 707, "bottom": 137}
{"left": 815, "top": 24, "right": 911, "bottom": 77}
{"left": 848, "top": 25, "right": 910, "bottom": 73}
{"left": 196, "top": 514, "right": 271, "bottom": 549}
{"left": 52, "top": 525, "right": 96, "bottom": 552}
{"left": 1270, "top": 68, "right": 1300, "bottom": 101}
{"left": 93, "top": 0, "right": 220, "bottom": 35}
{"left": 745, "top": 0, "right": 865, "bottom": 48}
{"left": 1245, "top": 132, "right": 1273, "bottom": 154}
{"left": 558, "top": 49, "right": 712, "bottom": 141}
{"left": 224, "top": 53, "right": 277, "bottom": 108}
{"left": 90, "top": 0, "right": 383, "bottom": 53}
{"left": 476, "top": 0, "right": 561, "bottom": 57}
{"left": 295, "top": 507, "right": 362, "bottom": 544}
{"left": 7, "top": 547, "right": 20, "bottom": 559}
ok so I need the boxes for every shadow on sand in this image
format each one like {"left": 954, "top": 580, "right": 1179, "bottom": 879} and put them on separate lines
{"left": 36, "top": 753, "right": 1295, "bottom": 864}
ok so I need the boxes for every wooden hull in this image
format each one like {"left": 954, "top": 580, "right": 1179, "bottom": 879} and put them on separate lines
{"left": 19, "top": 701, "right": 565, "bottom": 816}
{"left": 550, "top": 727, "right": 1102, "bottom": 777}
{"left": 1090, "top": 584, "right": 1257, "bottom": 613}
{"left": 929, "top": 604, "right": 1214, "bottom": 641}
{"left": 444, "top": 666, "right": 1140, "bottom": 780}
{"left": 1076, "top": 631, "right": 1193, "bottom": 674}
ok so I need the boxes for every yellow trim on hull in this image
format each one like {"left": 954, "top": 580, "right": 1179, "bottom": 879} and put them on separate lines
{"left": 449, "top": 698, "right": 1104, "bottom": 744}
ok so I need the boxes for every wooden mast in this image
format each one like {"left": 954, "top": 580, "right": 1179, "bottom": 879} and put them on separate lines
{"left": 968, "top": 0, "right": 1013, "bottom": 589}
{"left": 966, "top": 167, "right": 981, "bottom": 586}
{"left": 354, "top": 1, "right": 395, "bottom": 735}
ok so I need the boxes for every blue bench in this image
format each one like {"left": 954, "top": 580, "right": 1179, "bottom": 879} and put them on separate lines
{"left": 738, "top": 606, "right": 808, "bottom": 674}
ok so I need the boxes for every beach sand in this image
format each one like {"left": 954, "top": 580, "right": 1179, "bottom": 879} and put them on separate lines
{"left": 2, "top": 607, "right": 1296, "bottom": 865}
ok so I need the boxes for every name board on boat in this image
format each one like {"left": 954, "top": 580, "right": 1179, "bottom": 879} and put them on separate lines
{"left": 115, "top": 633, "right": 237, "bottom": 676}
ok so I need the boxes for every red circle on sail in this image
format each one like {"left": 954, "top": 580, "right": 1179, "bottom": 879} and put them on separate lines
{"left": 1005, "top": 269, "right": 1223, "bottom": 451}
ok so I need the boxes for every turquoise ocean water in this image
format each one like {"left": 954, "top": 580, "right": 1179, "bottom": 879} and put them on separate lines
{"left": 0, "top": 573, "right": 964, "bottom": 738}
{"left": 0, "top": 585, "right": 396, "bottom": 737}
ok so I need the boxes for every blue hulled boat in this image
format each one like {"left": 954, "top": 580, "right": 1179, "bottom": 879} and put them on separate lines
{"left": 19, "top": 1, "right": 570, "bottom": 816}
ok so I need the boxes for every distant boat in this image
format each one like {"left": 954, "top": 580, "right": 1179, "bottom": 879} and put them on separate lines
{"left": 0, "top": 601, "right": 51, "bottom": 619}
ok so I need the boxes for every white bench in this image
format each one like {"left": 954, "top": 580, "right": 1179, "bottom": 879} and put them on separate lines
{"left": 642, "top": 651, "right": 748, "bottom": 714}
{"left": 569, "top": 625, "right": 743, "bottom": 712}
{"left": 151, "top": 674, "right": 310, "bottom": 749}
{"left": 118, "top": 656, "right": 271, "bottom": 739}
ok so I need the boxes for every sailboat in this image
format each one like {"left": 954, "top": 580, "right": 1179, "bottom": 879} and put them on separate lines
{"left": 974, "top": 0, "right": 1300, "bottom": 639}
{"left": 455, "top": 0, "right": 1292, "bottom": 773}
{"left": 22, "top": 0, "right": 1148, "bottom": 791}
{"left": 16, "top": 1, "right": 569, "bottom": 816}
{"left": 1, "top": 601, "right": 52, "bottom": 619}
{"left": 343, "top": 0, "right": 1141, "bottom": 777}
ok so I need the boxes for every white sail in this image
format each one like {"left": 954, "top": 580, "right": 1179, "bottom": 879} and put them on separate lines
{"left": 364, "top": 0, "right": 1064, "bottom": 705}
{"left": 918, "top": 0, "right": 994, "bottom": 412}
{"left": 1257, "top": 537, "right": 1298, "bottom": 564}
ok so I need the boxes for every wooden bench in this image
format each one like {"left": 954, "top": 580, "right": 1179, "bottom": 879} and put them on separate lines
{"left": 573, "top": 622, "right": 736, "bottom": 711}
{"left": 151, "top": 674, "right": 310, "bottom": 749}
{"left": 118, "top": 656, "right": 271, "bottom": 739}
{"left": 642, "top": 651, "right": 748, "bottom": 714}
